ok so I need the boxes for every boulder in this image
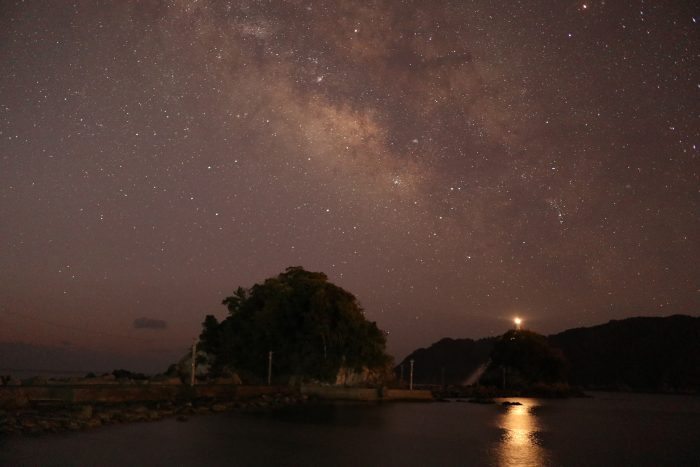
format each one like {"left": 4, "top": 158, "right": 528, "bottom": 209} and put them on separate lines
{"left": 20, "top": 418, "right": 37, "bottom": 430}
{"left": 38, "top": 420, "right": 54, "bottom": 431}
{"left": 211, "top": 404, "right": 227, "bottom": 412}
{"left": 131, "top": 405, "right": 148, "bottom": 414}
{"left": 76, "top": 405, "right": 93, "bottom": 420}
{"left": 86, "top": 417, "right": 102, "bottom": 429}
{"left": 0, "top": 389, "right": 30, "bottom": 409}
{"left": 65, "top": 421, "right": 80, "bottom": 431}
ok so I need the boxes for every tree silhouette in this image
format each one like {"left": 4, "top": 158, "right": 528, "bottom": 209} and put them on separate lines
{"left": 200, "top": 267, "right": 389, "bottom": 382}
{"left": 485, "top": 329, "right": 568, "bottom": 387}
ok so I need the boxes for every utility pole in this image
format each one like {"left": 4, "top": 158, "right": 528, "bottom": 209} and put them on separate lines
{"left": 190, "top": 340, "right": 197, "bottom": 387}
{"left": 267, "top": 351, "right": 273, "bottom": 386}
{"left": 409, "top": 359, "right": 414, "bottom": 391}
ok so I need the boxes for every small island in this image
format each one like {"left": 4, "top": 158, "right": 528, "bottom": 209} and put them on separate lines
{"left": 197, "top": 266, "right": 392, "bottom": 385}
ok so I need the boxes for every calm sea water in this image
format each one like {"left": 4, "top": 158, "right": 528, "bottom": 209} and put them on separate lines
{"left": 1, "top": 392, "right": 698, "bottom": 466}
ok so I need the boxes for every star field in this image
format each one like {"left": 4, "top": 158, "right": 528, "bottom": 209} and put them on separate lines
{"left": 0, "top": 1, "right": 697, "bottom": 368}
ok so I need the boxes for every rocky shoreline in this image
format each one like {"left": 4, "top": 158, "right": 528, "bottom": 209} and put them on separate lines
{"left": 0, "top": 392, "right": 307, "bottom": 437}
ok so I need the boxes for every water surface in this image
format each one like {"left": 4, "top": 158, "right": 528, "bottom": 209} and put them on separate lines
{"left": 1, "top": 392, "right": 698, "bottom": 466}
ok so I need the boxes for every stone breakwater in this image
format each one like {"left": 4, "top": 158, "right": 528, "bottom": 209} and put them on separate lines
{"left": 0, "top": 383, "right": 288, "bottom": 408}
{"left": 300, "top": 385, "right": 433, "bottom": 401}
{"left": 0, "top": 391, "right": 307, "bottom": 436}
{"left": 0, "top": 381, "right": 434, "bottom": 436}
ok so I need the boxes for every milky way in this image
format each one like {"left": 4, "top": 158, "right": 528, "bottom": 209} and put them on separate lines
{"left": 1, "top": 1, "right": 697, "bottom": 369}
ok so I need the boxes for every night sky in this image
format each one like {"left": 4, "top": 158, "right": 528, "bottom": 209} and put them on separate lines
{"left": 1, "top": 1, "right": 698, "bottom": 371}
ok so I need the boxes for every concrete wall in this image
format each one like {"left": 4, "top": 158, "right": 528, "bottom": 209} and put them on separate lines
{"left": 383, "top": 388, "right": 433, "bottom": 401}
{"left": 1, "top": 383, "right": 432, "bottom": 408}
{"left": 301, "top": 385, "right": 380, "bottom": 401}
{"left": 0, "top": 384, "right": 288, "bottom": 408}
{"left": 300, "top": 385, "right": 433, "bottom": 402}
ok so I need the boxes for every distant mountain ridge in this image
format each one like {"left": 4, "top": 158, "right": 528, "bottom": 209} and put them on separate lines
{"left": 0, "top": 341, "right": 180, "bottom": 376}
{"left": 549, "top": 315, "right": 700, "bottom": 392}
{"left": 398, "top": 315, "right": 700, "bottom": 392}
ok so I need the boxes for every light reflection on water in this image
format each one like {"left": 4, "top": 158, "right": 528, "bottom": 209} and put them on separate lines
{"left": 496, "top": 400, "right": 549, "bottom": 467}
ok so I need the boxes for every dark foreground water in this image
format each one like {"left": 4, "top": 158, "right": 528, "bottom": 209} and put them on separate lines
{"left": 1, "top": 392, "right": 699, "bottom": 466}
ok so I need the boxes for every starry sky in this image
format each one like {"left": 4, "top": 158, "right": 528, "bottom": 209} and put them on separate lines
{"left": 1, "top": 1, "right": 698, "bottom": 372}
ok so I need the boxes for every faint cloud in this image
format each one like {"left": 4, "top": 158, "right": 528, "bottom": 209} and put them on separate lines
{"left": 133, "top": 317, "right": 168, "bottom": 330}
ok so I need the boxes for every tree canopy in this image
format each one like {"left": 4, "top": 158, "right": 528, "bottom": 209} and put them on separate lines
{"left": 483, "top": 329, "right": 568, "bottom": 387}
{"left": 199, "top": 267, "right": 390, "bottom": 383}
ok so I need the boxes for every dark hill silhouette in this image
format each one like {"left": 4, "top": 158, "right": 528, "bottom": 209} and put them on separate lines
{"left": 481, "top": 329, "right": 568, "bottom": 388}
{"left": 396, "top": 337, "right": 496, "bottom": 386}
{"left": 398, "top": 315, "right": 700, "bottom": 392}
{"left": 549, "top": 315, "right": 700, "bottom": 392}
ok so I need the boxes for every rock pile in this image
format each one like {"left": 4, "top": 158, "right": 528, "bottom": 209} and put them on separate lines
{"left": 0, "top": 393, "right": 307, "bottom": 436}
